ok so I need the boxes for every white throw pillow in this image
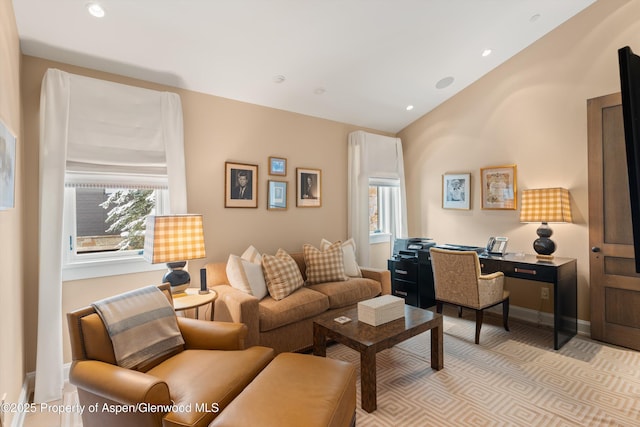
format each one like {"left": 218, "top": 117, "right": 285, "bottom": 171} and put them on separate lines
{"left": 241, "top": 245, "right": 262, "bottom": 264}
{"left": 226, "top": 247, "right": 268, "bottom": 300}
{"left": 320, "top": 238, "right": 362, "bottom": 277}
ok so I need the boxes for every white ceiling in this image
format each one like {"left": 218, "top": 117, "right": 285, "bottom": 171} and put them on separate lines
{"left": 13, "top": 0, "right": 596, "bottom": 133}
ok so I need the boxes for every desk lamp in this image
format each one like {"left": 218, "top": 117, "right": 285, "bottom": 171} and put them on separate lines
{"left": 144, "top": 214, "right": 206, "bottom": 294}
{"left": 520, "top": 188, "right": 572, "bottom": 260}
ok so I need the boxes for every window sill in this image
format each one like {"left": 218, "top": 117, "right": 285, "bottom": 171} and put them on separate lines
{"left": 62, "top": 256, "right": 166, "bottom": 281}
{"left": 369, "top": 233, "right": 391, "bottom": 245}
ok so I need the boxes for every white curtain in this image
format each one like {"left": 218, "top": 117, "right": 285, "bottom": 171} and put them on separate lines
{"left": 35, "top": 69, "right": 186, "bottom": 403}
{"left": 348, "top": 130, "right": 408, "bottom": 267}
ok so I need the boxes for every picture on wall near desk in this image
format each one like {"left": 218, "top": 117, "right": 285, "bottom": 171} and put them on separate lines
{"left": 225, "top": 161, "right": 258, "bottom": 208}
{"left": 480, "top": 164, "right": 517, "bottom": 210}
{"left": 296, "top": 167, "right": 321, "bottom": 207}
{"left": 442, "top": 173, "right": 471, "bottom": 210}
{"left": 0, "top": 120, "right": 16, "bottom": 210}
{"left": 267, "top": 180, "right": 288, "bottom": 210}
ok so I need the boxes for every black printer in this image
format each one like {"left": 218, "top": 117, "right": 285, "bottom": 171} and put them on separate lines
{"left": 388, "top": 238, "right": 436, "bottom": 308}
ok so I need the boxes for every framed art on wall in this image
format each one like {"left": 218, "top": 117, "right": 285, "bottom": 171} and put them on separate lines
{"left": 442, "top": 173, "right": 471, "bottom": 209}
{"left": 480, "top": 164, "right": 517, "bottom": 210}
{"left": 296, "top": 167, "right": 321, "bottom": 207}
{"left": 0, "top": 120, "right": 16, "bottom": 210}
{"left": 267, "top": 180, "right": 288, "bottom": 210}
{"left": 225, "top": 161, "right": 258, "bottom": 208}
{"left": 269, "top": 156, "right": 287, "bottom": 176}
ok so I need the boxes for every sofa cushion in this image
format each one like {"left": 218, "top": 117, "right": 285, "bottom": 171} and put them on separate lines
{"left": 308, "top": 278, "right": 382, "bottom": 309}
{"left": 147, "top": 346, "right": 274, "bottom": 426}
{"left": 303, "top": 242, "right": 348, "bottom": 285}
{"left": 262, "top": 249, "right": 305, "bottom": 300}
{"left": 320, "top": 238, "right": 362, "bottom": 278}
{"left": 226, "top": 254, "right": 268, "bottom": 300}
{"left": 259, "top": 287, "right": 330, "bottom": 332}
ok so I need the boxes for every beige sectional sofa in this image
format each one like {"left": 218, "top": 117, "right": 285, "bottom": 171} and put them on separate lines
{"left": 205, "top": 251, "right": 391, "bottom": 354}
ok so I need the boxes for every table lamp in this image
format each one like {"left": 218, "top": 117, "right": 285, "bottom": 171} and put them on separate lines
{"left": 520, "top": 188, "right": 572, "bottom": 260}
{"left": 144, "top": 214, "right": 206, "bottom": 294}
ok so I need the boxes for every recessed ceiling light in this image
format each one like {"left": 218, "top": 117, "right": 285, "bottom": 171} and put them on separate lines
{"left": 435, "top": 76, "right": 455, "bottom": 90}
{"left": 482, "top": 49, "right": 492, "bottom": 57}
{"left": 86, "top": 2, "right": 105, "bottom": 18}
{"left": 530, "top": 14, "right": 541, "bottom": 23}
{"left": 273, "top": 75, "right": 286, "bottom": 83}
{"left": 406, "top": 105, "right": 414, "bottom": 111}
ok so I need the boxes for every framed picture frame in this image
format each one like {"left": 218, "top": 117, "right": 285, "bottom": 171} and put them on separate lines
{"left": 442, "top": 173, "right": 471, "bottom": 210}
{"left": 225, "top": 161, "right": 258, "bottom": 208}
{"left": 0, "top": 120, "right": 16, "bottom": 210}
{"left": 296, "top": 167, "right": 321, "bottom": 207}
{"left": 480, "top": 165, "right": 517, "bottom": 210}
{"left": 267, "top": 180, "right": 288, "bottom": 210}
{"left": 269, "top": 156, "right": 287, "bottom": 176}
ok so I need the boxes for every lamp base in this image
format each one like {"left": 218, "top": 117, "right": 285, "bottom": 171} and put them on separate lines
{"left": 163, "top": 262, "right": 191, "bottom": 294}
{"left": 533, "top": 222, "right": 556, "bottom": 260}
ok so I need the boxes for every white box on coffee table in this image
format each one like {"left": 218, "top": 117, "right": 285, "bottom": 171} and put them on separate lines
{"left": 357, "top": 295, "right": 405, "bottom": 326}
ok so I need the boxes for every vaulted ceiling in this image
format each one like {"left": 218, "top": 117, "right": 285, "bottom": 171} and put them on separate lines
{"left": 13, "top": 0, "right": 596, "bottom": 133}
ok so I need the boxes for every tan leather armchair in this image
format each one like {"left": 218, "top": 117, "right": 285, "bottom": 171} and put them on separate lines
{"left": 67, "top": 284, "right": 275, "bottom": 427}
{"left": 430, "top": 248, "right": 510, "bottom": 344}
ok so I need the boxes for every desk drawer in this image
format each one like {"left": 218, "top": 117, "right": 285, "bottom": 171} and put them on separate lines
{"left": 389, "top": 260, "right": 418, "bottom": 282}
{"left": 391, "top": 279, "right": 419, "bottom": 306}
{"left": 501, "top": 262, "right": 556, "bottom": 282}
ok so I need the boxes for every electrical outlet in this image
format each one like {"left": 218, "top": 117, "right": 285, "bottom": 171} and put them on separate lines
{"left": 540, "top": 287, "right": 550, "bottom": 300}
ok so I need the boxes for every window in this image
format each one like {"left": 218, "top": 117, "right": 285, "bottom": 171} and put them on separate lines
{"left": 369, "top": 178, "right": 400, "bottom": 244}
{"left": 62, "top": 177, "right": 170, "bottom": 281}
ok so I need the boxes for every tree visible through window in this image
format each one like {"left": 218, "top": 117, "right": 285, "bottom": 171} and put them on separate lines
{"left": 74, "top": 188, "right": 155, "bottom": 254}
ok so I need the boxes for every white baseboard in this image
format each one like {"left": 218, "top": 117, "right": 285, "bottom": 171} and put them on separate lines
{"left": 14, "top": 365, "right": 72, "bottom": 427}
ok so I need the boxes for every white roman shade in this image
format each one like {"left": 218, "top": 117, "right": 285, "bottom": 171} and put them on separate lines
{"left": 35, "top": 69, "right": 187, "bottom": 403}
{"left": 348, "top": 130, "right": 408, "bottom": 267}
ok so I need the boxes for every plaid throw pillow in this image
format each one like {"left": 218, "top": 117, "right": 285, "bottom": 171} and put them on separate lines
{"left": 262, "top": 249, "right": 304, "bottom": 301}
{"left": 303, "top": 242, "right": 348, "bottom": 285}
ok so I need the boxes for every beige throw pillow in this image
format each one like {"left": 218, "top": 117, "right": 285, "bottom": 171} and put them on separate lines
{"left": 320, "top": 238, "right": 362, "bottom": 277}
{"left": 262, "top": 249, "right": 304, "bottom": 301}
{"left": 304, "top": 241, "right": 348, "bottom": 285}
{"left": 226, "top": 254, "right": 268, "bottom": 300}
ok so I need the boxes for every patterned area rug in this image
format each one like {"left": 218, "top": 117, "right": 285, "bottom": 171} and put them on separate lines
{"left": 326, "top": 308, "right": 640, "bottom": 427}
{"left": 60, "top": 308, "right": 640, "bottom": 427}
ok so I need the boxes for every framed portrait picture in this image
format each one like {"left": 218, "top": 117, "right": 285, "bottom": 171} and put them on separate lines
{"left": 267, "top": 180, "right": 288, "bottom": 210}
{"left": 269, "top": 156, "right": 287, "bottom": 176}
{"left": 442, "top": 173, "right": 471, "bottom": 210}
{"left": 480, "top": 165, "right": 517, "bottom": 210}
{"left": 225, "top": 162, "right": 258, "bottom": 208}
{"left": 296, "top": 167, "right": 321, "bottom": 207}
{"left": 0, "top": 120, "right": 16, "bottom": 210}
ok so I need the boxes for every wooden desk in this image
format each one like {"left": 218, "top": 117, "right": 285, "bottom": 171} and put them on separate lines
{"left": 479, "top": 253, "right": 577, "bottom": 350}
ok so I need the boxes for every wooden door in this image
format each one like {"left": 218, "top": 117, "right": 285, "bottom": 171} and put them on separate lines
{"left": 588, "top": 92, "right": 640, "bottom": 351}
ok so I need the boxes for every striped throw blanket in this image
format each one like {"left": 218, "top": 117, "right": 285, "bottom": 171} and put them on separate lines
{"left": 92, "top": 285, "right": 185, "bottom": 369}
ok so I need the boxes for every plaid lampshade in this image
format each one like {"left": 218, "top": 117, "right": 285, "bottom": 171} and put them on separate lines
{"left": 144, "top": 214, "right": 206, "bottom": 263}
{"left": 520, "top": 188, "right": 573, "bottom": 223}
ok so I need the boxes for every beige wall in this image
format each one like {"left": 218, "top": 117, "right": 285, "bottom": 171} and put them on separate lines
{"left": 14, "top": 0, "right": 640, "bottom": 380}
{"left": 0, "top": 0, "right": 24, "bottom": 423}
{"left": 399, "top": 0, "right": 639, "bottom": 322}
{"left": 21, "top": 56, "right": 390, "bottom": 367}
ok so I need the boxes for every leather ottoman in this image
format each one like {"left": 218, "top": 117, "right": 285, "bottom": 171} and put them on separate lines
{"left": 210, "top": 352, "right": 356, "bottom": 427}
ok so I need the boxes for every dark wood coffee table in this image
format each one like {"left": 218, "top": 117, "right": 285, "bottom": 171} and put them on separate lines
{"left": 313, "top": 304, "right": 443, "bottom": 413}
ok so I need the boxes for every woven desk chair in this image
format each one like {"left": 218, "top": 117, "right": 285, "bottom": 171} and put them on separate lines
{"left": 430, "top": 247, "right": 510, "bottom": 344}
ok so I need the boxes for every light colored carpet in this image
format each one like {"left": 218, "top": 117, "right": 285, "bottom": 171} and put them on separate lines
{"left": 59, "top": 308, "right": 640, "bottom": 427}
{"left": 325, "top": 307, "right": 640, "bottom": 426}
